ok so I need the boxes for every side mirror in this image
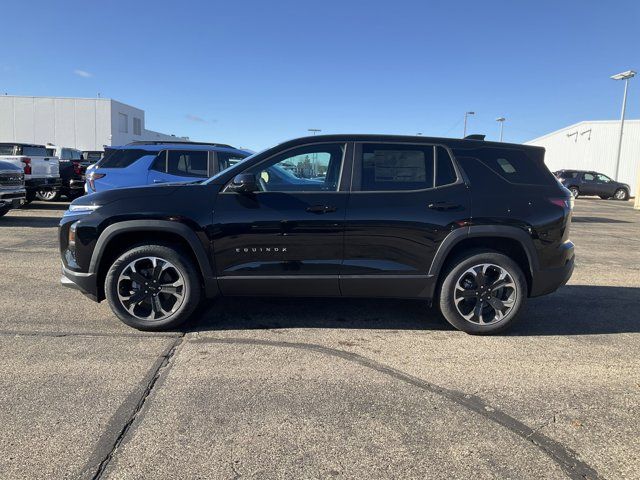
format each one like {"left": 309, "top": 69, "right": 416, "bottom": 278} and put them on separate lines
{"left": 229, "top": 173, "right": 258, "bottom": 193}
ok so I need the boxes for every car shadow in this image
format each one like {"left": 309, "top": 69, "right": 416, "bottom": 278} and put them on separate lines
{"left": 186, "top": 285, "right": 640, "bottom": 336}
{"left": 0, "top": 215, "right": 61, "bottom": 228}
{"left": 23, "top": 201, "right": 69, "bottom": 211}
{"left": 572, "top": 216, "right": 632, "bottom": 224}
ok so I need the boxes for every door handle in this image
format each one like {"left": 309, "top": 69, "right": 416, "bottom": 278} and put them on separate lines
{"left": 306, "top": 204, "right": 337, "bottom": 214}
{"left": 153, "top": 179, "right": 166, "bottom": 184}
{"left": 428, "top": 201, "right": 460, "bottom": 211}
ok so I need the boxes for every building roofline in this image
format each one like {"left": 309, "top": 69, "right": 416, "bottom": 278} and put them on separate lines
{"left": 527, "top": 119, "right": 640, "bottom": 143}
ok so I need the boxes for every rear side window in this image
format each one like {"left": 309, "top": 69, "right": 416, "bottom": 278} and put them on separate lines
{"left": 360, "top": 144, "right": 434, "bottom": 191}
{"left": 21, "top": 146, "right": 48, "bottom": 156}
{"left": 100, "top": 149, "right": 155, "bottom": 168}
{"left": 472, "top": 148, "right": 554, "bottom": 185}
{"left": 583, "top": 173, "right": 596, "bottom": 182}
{"left": 435, "top": 146, "right": 457, "bottom": 187}
{"left": 167, "top": 150, "right": 209, "bottom": 177}
{"left": 0, "top": 145, "right": 16, "bottom": 155}
{"left": 557, "top": 171, "right": 577, "bottom": 179}
{"left": 217, "top": 151, "right": 249, "bottom": 171}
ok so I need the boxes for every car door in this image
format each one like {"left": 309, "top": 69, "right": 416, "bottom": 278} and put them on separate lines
{"left": 594, "top": 173, "right": 616, "bottom": 197}
{"left": 580, "top": 172, "right": 597, "bottom": 195}
{"left": 212, "top": 142, "right": 351, "bottom": 296}
{"left": 341, "top": 142, "right": 471, "bottom": 298}
{"left": 147, "top": 150, "right": 210, "bottom": 184}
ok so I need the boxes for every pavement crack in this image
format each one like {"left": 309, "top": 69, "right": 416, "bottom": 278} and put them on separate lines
{"left": 83, "top": 334, "right": 184, "bottom": 480}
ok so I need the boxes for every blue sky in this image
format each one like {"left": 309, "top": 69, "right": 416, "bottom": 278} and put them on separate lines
{"left": 1, "top": 0, "right": 638, "bottom": 150}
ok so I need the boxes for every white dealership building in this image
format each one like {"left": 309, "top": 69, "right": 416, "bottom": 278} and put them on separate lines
{"left": 526, "top": 119, "right": 640, "bottom": 195}
{"left": 0, "top": 95, "right": 187, "bottom": 151}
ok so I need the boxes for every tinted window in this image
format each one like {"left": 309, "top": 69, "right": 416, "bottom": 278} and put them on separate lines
{"left": 150, "top": 151, "right": 167, "bottom": 172}
{"left": 21, "top": 146, "right": 48, "bottom": 156}
{"left": 217, "top": 151, "right": 249, "bottom": 171}
{"left": 557, "top": 171, "right": 577, "bottom": 179}
{"left": 100, "top": 149, "right": 155, "bottom": 168}
{"left": 61, "top": 148, "right": 74, "bottom": 160}
{"left": 473, "top": 148, "right": 554, "bottom": 185}
{"left": 435, "top": 146, "right": 457, "bottom": 186}
{"left": 0, "top": 146, "right": 14, "bottom": 155}
{"left": 167, "top": 150, "right": 209, "bottom": 177}
{"left": 46, "top": 148, "right": 56, "bottom": 156}
{"left": 361, "top": 144, "right": 434, "bottom": 191}
{"left": 245, "top": 144, "right": 344, "bottom": 192}
{"left": 83, "top": 152, "right": 103, "bottom": 163}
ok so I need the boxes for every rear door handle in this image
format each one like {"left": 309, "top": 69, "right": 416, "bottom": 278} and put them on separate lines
{"left": 428, "top": 201, "right": 460, "bottom": 211}
{"left": 306, "top": 204, "right": 337, "bottom": 214}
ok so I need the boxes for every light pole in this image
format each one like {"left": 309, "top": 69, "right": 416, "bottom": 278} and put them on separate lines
{"left": 496, "top": 117, "right": 506, "bottom": 142}
{"left": 611, "top": 70, "right": 635, "bottom": 181}
{"left": 463, "top": 111, "right": 475, "bottom": 137}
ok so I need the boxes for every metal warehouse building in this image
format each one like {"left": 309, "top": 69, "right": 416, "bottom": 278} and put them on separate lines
{"left": 0, "top": 95, "right": 186, "bottom": 151}
{"left": 526, "top": 119, "right": 640, "bottom": 195}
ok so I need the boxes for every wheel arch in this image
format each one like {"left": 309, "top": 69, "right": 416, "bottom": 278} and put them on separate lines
{"left": 429, "top": 226, "right": 538, "bottom": 295}
{"left": 90, "top": 220, "right": 218, "bottom": 301}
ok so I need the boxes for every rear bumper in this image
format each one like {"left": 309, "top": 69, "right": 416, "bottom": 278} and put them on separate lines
{"left": 530, "top": 242, "right": 575, "bottom": 297}
{"left": 61, "top": 265, "right": 100, "bottom": 302}
{"left": 25, "top": 177, "right": 62, "bottom": 192}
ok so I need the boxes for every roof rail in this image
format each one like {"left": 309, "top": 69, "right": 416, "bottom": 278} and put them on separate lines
{"left": 126, "top": 140, "right": 235, "bottom": 148}
{"left": 463, "top": 134, "right": 486, "bottom": 141}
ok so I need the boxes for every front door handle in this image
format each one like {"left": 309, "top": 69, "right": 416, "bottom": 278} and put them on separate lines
{"left": 428, "top": 201, "right": 460, "bottom": 211}
{"left": 306, "top": 204, "right": 337, "bottom": 214}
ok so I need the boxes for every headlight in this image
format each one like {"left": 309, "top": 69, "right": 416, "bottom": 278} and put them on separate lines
{"left": 63, "top": 204, "right": 101, "bottom": 217}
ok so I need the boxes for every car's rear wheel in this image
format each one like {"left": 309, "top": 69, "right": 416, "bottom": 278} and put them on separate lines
{"left": 614, "top": 188, "right": 629, "bottom": 201}
{"left": 569, "top": 186, "right": 579, "bottom": 198}
{"left": 36, "top": 190, "right": 60, "bottom": 201}
{"left": 105, "top": 244, "right": 202, "bottom": 330}
{"left": 438, "top": 250, "right": 527, "bottom": 334}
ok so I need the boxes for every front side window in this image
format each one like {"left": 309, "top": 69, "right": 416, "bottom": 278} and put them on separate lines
{"left": 583, "top": 173, "right": 595, "bottom": 182}
{"left": 244, "top": 144, "right": 344, "bottom": 192}
{"left": 167, "top": 150, "right": 209, "bottom": 177}
{"left": 360, "top": 144, "right": 434, "bottom": 191}
{"left": 596, "top": 174, "right": 611, "bottom": 182}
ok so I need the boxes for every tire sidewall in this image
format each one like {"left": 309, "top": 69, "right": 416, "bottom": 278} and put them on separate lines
{"left": 439, "top": 251, "right": 527, "bottom": 334}
{"left": 569, "top": 187, "right": 579, "bottom": 198}
{"left": 105, "top": 244, "right": 201, "bottom": 330}
{"left": 615, "top": 188, "right": 628, "bottom": 201}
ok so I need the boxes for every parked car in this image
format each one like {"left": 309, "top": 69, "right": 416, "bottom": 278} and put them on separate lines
{"left": 0, "top": 143, "right": 60, "bottom": 202}
{"left": 0, "top": 161, "right": 26, "bottom": 217}
{"left": 39, "top": 145, "right": 90, "bottom": 201}
{"left": 85, "top": 141, "right": 251, "bottom": 193}
{"left": 60, "top": 134, "right": 575, "bottom": 334}
{"left": 554, "top": 170, "right": 630, "bottom": 200}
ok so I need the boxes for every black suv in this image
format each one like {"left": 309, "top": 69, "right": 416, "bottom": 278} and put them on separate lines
{"left": 59, "top": 135, "right": 575, "bottom": 334}
{"left": 554, "top": 170, "right": 630, "bottom": 200}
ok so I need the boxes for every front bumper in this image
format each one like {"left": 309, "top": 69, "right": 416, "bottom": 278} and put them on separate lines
{"left": 61, "top": 265, "right": 100, "bottom": 302}
{"left": 530, "top": 246, "right": 575, "bottom": 297}
{"left": 0, "top": 189, "right": 26, "bottom": 209}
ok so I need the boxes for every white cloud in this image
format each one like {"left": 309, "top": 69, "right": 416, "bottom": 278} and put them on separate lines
{"left": 74, "top": 69, "right": 93, "bottom": 78}
{"left": 186, "top": 114, "right": 207, "bottom": 123}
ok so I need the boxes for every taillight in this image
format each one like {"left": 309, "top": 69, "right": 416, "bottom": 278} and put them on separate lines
{"left": 72, "top": 161, "right": 83, "bottom": 175}
{"left": 549, "top": 197, "right": 574, "bottom": 210}
{"left": 88, "top": 172, "right": 105, "bottom": 192}
{"left": 21, "top": 157, "right": 32, "bottom": 175}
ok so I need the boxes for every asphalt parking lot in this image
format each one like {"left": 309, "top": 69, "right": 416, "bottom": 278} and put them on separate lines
{"left": 0, "top": 199, "right": 638, "bottom": 480}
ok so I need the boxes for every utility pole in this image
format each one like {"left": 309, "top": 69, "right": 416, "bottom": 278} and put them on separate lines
{"left": 463, "top": 112, "right": 475, "bottom": 137}
{"left": 610, "top": 70, "right": 635, "bottom": 181}
{"left": 496, "top": 117, "right": 506, "bottom": 142}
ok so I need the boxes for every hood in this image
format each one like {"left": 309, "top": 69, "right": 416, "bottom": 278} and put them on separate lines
{"left": 71, "top": 183, "right": 182, "bottom": 207}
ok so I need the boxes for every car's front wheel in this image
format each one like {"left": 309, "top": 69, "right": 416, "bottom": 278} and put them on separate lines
{"left": 438, "top": 250, "right": 527, "bottom": 334}
{"left": 568, "top": 186, "right": 579, "bottom": 198}
{"left": 614, "top": 188, "right": 629, "bottom": 201}
{"left": 36, "top": 190, "right": 61, "bottom": 201}
{"left": 105, "top": 244, "right": 202, "bottom": 330}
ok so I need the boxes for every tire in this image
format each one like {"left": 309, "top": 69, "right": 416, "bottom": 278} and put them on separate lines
{"left": 35, "top": 190, "right": 61, "bottom": 202}
{"left": 105, "top": 243, "right": 202, "bottom": 330}
{"left": 0, "top": 206, "right": 10, "bottom": 217}
{"left": 438, "top": 250, "right": 527, "bottom": 334}
{"left": 568, "top": 187, "right": 579, "bottom": 198}
{"left": 614, "top": 188, "right": 629, "bottom": 201}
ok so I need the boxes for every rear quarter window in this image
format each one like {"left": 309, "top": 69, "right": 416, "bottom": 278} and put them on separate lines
{"left": 468, "top": 147, "right": 555, "bottom": 186}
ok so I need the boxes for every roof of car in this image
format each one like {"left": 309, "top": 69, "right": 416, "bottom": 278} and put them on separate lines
{"left": 269, "top": 134, "right": 544, "bottom": 151}
{"left": 0, "top": 142, "right": 47, "bottom": 148}
{"left": 114, "top": 143, "right": 251, "bottom": 154}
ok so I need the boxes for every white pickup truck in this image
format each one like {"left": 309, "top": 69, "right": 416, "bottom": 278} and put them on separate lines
{"left": 0, "top": 143, "right": 61, "bottom": 203}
